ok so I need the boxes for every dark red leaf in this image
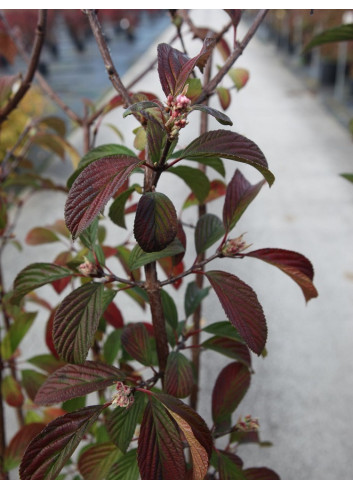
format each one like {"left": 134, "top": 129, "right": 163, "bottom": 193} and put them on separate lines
{"left": 103, "top": 301, "right": 124, "bottom": 329}
{"left": 134, "top": 192, "right": 177, "bottom": 252}
{"left": 223, "top": 169, "right": 265, "bottom": 231}
{"left": 212, "top": 362, "right": 251, "bottom": 430}
{"left": 4, "top": 423, "right": 46, "bottom": 471}
{"left": 34, "top": 361, "right": 125, "bottom": 405}
{"left": 216, "top": 38, "right": 231, "bottom": 61}
{"left": 45, "top": 308, "right": 60, "bottom": 360}
{"left": 180, "top": 130, "right": 274, "bottom": 186}
{"left": 53, "top": 282, "right": 105, "bottom": 364}
{"left": 65, "top": 155, "right": 140, "bottom": 239}
{"left": 78, "top": 442, "right": 120, "bottom": 480}
{"left": 20, "top": 405, "right": 105, "bottom": 480}
{"left": 202, "top": 336, "right": 251, "bottom": 368}
{"left": 157, "top": 38, "right": 216, "bottom": 97}
{"left": 51, "top": 251, "right": 72, "bottom": 294}
{"left": 244, "top": 467, "right": 280, "bottom": 480}
{"left": 206, "top": 270, "right": 267, "bottom": 355}
{"left": 244, "top": 248, "right": 318, "bottom": 302}
{"left": 164, "top": 352, "right": 194, "bottom": 398}
{"left": 121, "top": 323, "right": 153, "bottom": 366}
{"left": 157, "top": 393, "right": 213, "bottom": 480}
{"left": 138, "top": 396, "right": 186, "bottom": 480}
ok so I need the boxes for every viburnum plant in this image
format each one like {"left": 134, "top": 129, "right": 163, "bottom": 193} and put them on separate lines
{"left": 1, "top": 9, "right": 318, "bottom": 480}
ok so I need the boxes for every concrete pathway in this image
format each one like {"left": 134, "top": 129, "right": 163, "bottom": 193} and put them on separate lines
{"left": 4, "top": 10, "right": 353, "bottom": 480}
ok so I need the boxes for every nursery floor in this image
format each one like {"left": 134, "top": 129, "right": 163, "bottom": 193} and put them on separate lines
{"left": 4, "top": 10, "right": 353, "bottom": 480}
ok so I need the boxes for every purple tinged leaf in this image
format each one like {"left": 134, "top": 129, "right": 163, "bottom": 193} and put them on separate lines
{"left": 121, "top": 323, "right": 153, "bottom": 366}
{"left": 244, "top": 248, "right": 318, "bottom": 302}
{"left": 157, "top": 393, "right": 213, "bottom": 480}
{"left": 146, "top": 118, "right": 167, "bottom": 164}
{"left": 180, "top": 130, "right": 275, "bottom": 186}
{"left": 34, "top": 361, "right": 125, "bottom": 405}
{"left": 157, "top": 38, "right": 216, "bottom": 97}
{"left": 217, "top": 450, "right": 246, "bottom": 480}
{"left": 25, "top": 227, "right": 59, "bottom": 245}
{"left": 164, "top": 352, "right": 194, "bottom": 398}
{"left": 2, "top": 375, "right": 24, "bottom": 407}
{"left": 123, "top": 101, "right": 160, "bottom": 118}
{"left": 4, "top": 423, "right": 46, "bottom": 472}
{"left": 78, "top": 442, "right": 120, "bottom": 480}
{"left": 137, "top": 396, "right": 186, "bottom": 480}
{"left": 212, "top": 362, "right": 251, "bottom": 429}
{"left": 190, "top": 105, "right": 233, "bottom": 126}
{"left": 206, "top": 270, "right": 267, "bottom": 355}
{"left": 19, "top": 405, "right": 106, "bottom": 479}
{"left": 244, "top": 467, "right": 280, "bottom": 480}
{"left": 223, "top": 169, "right": 265, "bottom": 231}
{"left": 11, "top": 263, "right": 75, "bottom": 304}
{"left": 65, "top": 155, "right": 141, "bottom": 239}
{"left": 202, "top": 336, "right": 251, "bottom": 368}
{"left": 134, "top": 192, "right": 177, "bottom": 252}
{"left": 53, "top": 282, "right": 104, "bottom": 364}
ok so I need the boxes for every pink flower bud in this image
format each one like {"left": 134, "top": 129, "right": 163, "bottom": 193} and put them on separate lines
{"left": 111, "top": 381, "right": 134, "bottom": 408}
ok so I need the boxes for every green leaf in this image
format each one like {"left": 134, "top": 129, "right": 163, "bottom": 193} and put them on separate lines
{"left": 34, "top": 361, "right": 125, "bottom": 405}
{"left": 217, "top": 450, "right": 246, "bottom": 480}
{"left": 107, "top": 449, "right": 140, "bottom": 480}
{"left": 180, "top": 130, "right": 274, "bottom": 186}
{"left": 203, "top": 321, "right": 244, "bottom": 342}
{"left": 11, "top": 264, "right": 75, "bottom": 304}
{"left": 1, "top": 311, "right": 37, "bottom": 360}
{"left": 109, "top": 185, "right": 138, "bottom": 229}
{"left": 62, "top": 396, "right": 86, "bottom": 413}
{"left": 67, "top": 144, "right": 136, "bottom": 188}
{"left": 341, "top": 173, "right": 353, "bottom": 184}
{"left": 165, "top": 352, "right": 193, "bottom": 398}
{"left": 128, "top": 238, "right": 184, "bottom": 271}
{"left": 79, "top": 217, "right": 99, "bottom": 249}
{"left": 190, "top": 104, "right": 233, "bottom": 126}
{"left": 107, "top": 391, "right": 146, "bottom": 453}
{"left": 123, "top": 101, "right": 160, "bottom": 118}
{"left": 195, "top": 213, "right": 225, "bottom": 254}
{"left": 20, "top": 405, "right": 106, "bottom": 479}
{"left": 53, "top": 283, "right": 105, "bottom": 364}
{"left": 134, "top": 192, "right": 178, "bottom": 252}
{"left": 22, "top": 370, "right": 47, "bottom": 402}
{"left": 78, "top": 442, "right": 120, "bottom": 479}
{"left": 304, "top": 23, "right": 353, "bottom": 51}
{"left": 161, "top": 289, "right": 178, "bottom": 330}
{"left": 184, "top": 281, "right": 210, "bottom": 318}
{"left": 170, "top": 151, "right": 225, "bottom": 177}
{"left": 167, "top": 166, "right": 210, "bottom": 203}
{"left": 27, "top": 354, "right": 66, "bottom": 374}
{"left": 103, "top": 330, "right": 122, "bottom": 364}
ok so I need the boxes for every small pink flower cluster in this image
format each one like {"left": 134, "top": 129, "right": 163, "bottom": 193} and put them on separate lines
{"left": 165, "top": 89, "right": 191, "bottom": 137}
{"left": 235, "top": 415, "right": 259, "bottom": 432}
{"left": 78, "top": 257, "right": 104, "bottom": 278}
{"left": 221, "top": 234, "right": 250, "bottom": 257}
{"left": 111, "top": 381, "right": 134, "bottom": 408}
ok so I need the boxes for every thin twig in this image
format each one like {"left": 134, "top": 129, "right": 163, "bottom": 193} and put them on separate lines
{"left": 0, "top": 10, "right": 47, "bottom": 126}
{"left": 84, "top": 10, "right": 133, "bottom": 107}
{"left": 196, "top": 9, "right": 269, "bottom": 104}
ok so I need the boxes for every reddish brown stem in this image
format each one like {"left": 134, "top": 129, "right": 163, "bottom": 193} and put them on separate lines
{"left": 0, "top": 10, "right": 47, "bottom": 126}
{"left": 196, "top": 9, "right": 269, "bottom": 104}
